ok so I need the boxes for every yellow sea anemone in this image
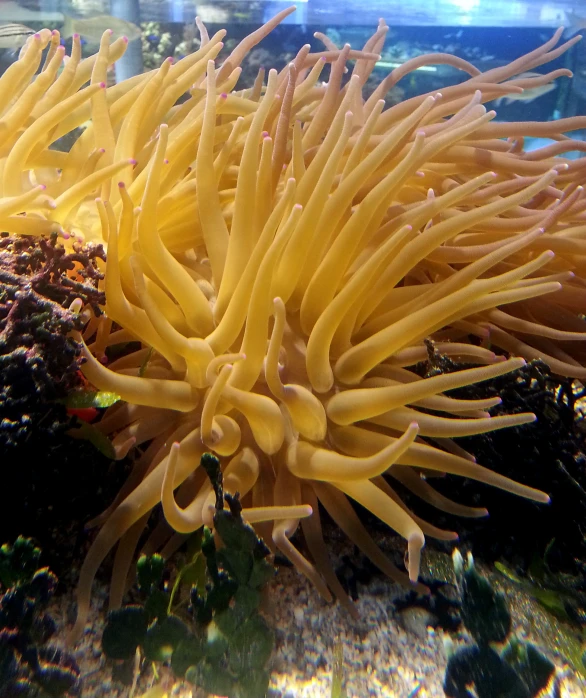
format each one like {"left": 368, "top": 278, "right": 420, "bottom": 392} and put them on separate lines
{"left": 1, "top": 9, "right": 585, "bottom": 641}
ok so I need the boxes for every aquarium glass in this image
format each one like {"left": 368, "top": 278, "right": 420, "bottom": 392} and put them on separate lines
{"left": 0, "top": 0, "right": 585, "bottom": 697}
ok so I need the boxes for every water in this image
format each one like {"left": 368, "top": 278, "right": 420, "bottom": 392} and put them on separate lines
{"left": 1, "top": 1, "right": 586, "bottom": 697}
{"left": 1, "top": 0, "right": 585, "bottom": 134}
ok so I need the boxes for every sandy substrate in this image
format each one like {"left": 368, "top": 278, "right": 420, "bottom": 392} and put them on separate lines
{"left": 49, "top": 541, "right": 586, "bottom": 698}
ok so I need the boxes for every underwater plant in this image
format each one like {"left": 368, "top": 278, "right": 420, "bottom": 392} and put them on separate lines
{"left": 102, "top": 453, "right": 275, "bottom": 698}
{"left": 0, "top": 537, "right": 81, "bottom": 698}
{"left": 1, "top": 8, "right": 586, "bottom": 640}
{"left": 495, "top": 544, "right": 586, "bottom": 627}
{"left": 444, "top": 549, "right": 555, "bottom": 698}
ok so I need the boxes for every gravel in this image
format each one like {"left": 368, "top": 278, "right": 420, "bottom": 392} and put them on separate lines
{"left": 45, "top": 547, "right": 586, "bottom": 698}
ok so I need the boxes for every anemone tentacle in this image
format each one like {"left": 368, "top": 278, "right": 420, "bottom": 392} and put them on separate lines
{"left": 1, "top": 12, "right": 583, "bottom": 643}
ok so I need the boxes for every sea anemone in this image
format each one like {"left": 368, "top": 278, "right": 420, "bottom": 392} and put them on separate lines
{"left": 1, "top": 9, "right": 585, "bottom": 641}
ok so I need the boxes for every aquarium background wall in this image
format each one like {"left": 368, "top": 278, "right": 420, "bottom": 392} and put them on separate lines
{"left": 1, "top": 0, "right": 585, "bottom": 139}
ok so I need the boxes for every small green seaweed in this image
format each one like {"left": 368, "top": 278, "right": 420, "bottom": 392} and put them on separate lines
{"left": 495, "top": 562, "right": 568, "bottom": 619}
{"left": 0, "top": 537, "right": 81, "bottom": 697}
{"left": 102, "top": 453, "right": 276, "bottom": 698}
{"left": 444, "top": 549, "right": 555, "bottom": 698}
{"left": 67, "top": 421, "right": 117, "bottom": 459}
{"left": 493, "top": 542, "right": 586, "bottom": 679}
{"left": 0, "top": 536, "right": 41, "bottom": 588}
{"left": 330, "top": 636, "right": 346, "bottom": 698}
{"left": 138, "top": 348, "right": 154, "bottom": 378}
{"left": 61, "top": 390, "right": 121, "bottom": 409}
{"left": 495, "top": 539, "right": 586, "bottom": 625}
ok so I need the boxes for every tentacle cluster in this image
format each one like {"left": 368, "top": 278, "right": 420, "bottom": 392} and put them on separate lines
{"left": 1, "top": 11, "right": 585, "bottom": 640}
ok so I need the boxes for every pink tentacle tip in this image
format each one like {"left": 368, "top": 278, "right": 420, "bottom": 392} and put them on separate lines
{"left": 128, "top": 159, "right": 138, "bottom": 165}
{"left": 164, "top": 158, "right": 169, "bottom": 164}
{"left": 99, "top": 81, "right": 106, "bottom": 88}
{"left": 99, "top": 355, "right": 109, "bottom": 365}
{"left": 118, "top": 182, "right": 125, "bottom": 189}
{"left": 122, "top": 36, "right": 129, "bottom": 44}
{"left": 73, "top": 33, "right": 80, "bottom": 39}
{"left": 60, "top": 230, "right": 70, "bottom": 240}
{"left": 220, "top": 92, "right": 228, "bottom": 99}
{"left": 39, "top": 184, "right": 46, "bottom": 190}
{"left": 106, "top": 29, "right": 113, "bottom": 35}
